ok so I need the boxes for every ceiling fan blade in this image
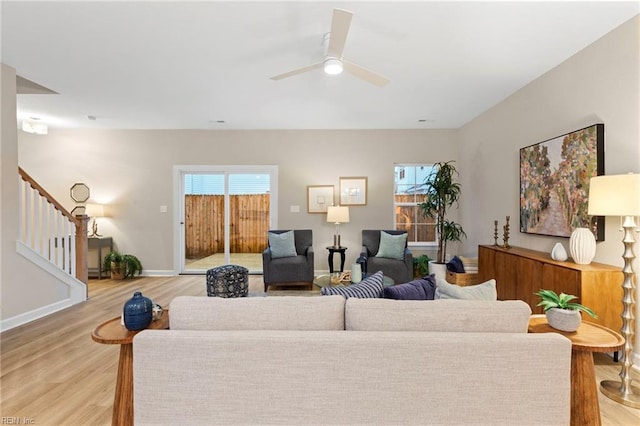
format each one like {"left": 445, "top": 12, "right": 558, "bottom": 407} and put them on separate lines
{"left": 326, "top": 8, "right": 353, "bottom": 58}
{"left": 343, "top": 61, "right": 390, "bottom": 87}
{"left": 270, "top": 63, "right": 323, "bottom": 81}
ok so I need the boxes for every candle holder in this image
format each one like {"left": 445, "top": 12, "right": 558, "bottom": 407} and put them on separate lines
{"left": 493, "top": 220, "right": 499, "bottom": 246}
{"left": 503, "top": 216, "right": 511, "bottom": 248}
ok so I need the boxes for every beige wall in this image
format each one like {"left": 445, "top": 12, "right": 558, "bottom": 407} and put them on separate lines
{"left": 458, "top": 15, "right": 640, "bottom": 360}
{"left": 1, "top": 64, "right": 71, "bottom": 324}
{"left": 18, "top": 129, "right": 458, "bottom": 273}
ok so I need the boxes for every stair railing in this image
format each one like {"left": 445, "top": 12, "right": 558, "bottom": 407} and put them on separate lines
{"left": 18, "top": 167, "right": 88, "bottom": 284}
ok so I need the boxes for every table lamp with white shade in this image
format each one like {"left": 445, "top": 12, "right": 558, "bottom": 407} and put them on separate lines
{"left": 588, "top": 173, "right": 640, "bottom": 407}
{"left": 327, "top": 205, "right": 349, "bottom": 248}
{"left": 85, "top": 203, "right": 106, "bottom": 238}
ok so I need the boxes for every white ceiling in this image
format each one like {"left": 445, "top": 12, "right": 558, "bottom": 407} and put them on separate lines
{"left": 2, "top": 1, "right": 639, "bottom": 130}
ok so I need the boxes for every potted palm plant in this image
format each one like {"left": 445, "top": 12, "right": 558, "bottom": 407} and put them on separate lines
{"left": 535, "top": 289, "right": 597, "bottom": 332}
{"left": 103, "top": 250, "right": 143, "bottom": 279}
{"left": 419, "top": 161, "right": 466, "bottom": 279}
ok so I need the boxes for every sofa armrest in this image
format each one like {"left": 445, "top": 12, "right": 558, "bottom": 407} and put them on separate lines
{"left": 360, "top": 247, "right": 369, "bottom": 259}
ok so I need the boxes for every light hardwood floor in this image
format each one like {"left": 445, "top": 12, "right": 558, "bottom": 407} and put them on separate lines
{"left": 1, "top": 275, "right": 639, "bottom": 425}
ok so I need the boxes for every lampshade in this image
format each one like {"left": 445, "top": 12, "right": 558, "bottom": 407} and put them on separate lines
{"left": 323, "top": 57, "right": 343, "bottom": 75}
{"left": 85, "top": 203, "right": 105, "bottom": 218}
{"left": 327, "top": 206, "right": 349, "bottom": 223}
{"left": 588, "top": 174, "right": 640, "bottom": 216}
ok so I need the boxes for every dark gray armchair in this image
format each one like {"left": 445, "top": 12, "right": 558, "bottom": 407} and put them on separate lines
{"left": 262, "top": 229, "right": 314, "bottom": 292}
{"left": 360, "top": 230, "right": 413, "bottom": 284}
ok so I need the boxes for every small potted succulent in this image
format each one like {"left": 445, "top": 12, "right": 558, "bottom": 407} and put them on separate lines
{"left": 103, "top": 250, "right": 143, "bottom": 279}
{"left": 535, "top": 289, "right": 597, "bottom": 332}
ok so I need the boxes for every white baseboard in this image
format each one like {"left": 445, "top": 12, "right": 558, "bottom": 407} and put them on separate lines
{"left": 0, "top": 298, "right": 73, "bottom": 332}
{"left": 140, "top": 270, "right": 175, "bottom": 277}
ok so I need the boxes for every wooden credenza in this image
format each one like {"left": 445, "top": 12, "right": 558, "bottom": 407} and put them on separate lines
{"left": 478, "top": 245, "right": 623, "bottom": 332}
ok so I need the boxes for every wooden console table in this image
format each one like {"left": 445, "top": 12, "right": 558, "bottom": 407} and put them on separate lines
{"left": 88, "top": 236, "right": 113, "bottom": 279}
{"left": 529, "top": 315, "right": 624, "bottom": 426}
{"left": 478, "top": 245, "right": 623, "bottom": 332}
{"left": 91, "top": 311, "right": 169, "bottom": 426}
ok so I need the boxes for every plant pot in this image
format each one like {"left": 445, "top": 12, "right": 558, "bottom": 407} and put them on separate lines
{"left": 110, "top": 262, "right": 125, "bottom": 280}
{"left": 546, "top": 308, "right": 582, "bottom": 332}
{"left": 429, "top": 261, "right": 447, "bottom": 282}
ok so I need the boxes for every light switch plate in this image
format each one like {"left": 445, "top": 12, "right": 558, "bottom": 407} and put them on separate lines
{"left": 290, "top": 205, "right": 300, "bottom": 213}
{"left": 159, "top": 205, "right": 168, "bottom": 213}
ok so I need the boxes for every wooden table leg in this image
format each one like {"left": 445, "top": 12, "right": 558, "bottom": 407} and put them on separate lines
{"left": 112, "top": 343, "right": 134, "bottom": 426}
{"left": 571, "top": 349, "right": 601, "bottom": 426}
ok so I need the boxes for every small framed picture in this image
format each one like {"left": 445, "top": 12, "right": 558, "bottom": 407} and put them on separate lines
{"left": 307, "top": 185, "right": 334, "bottom": 213}
{"left": 339, "top": 177, "right": 367, "bottom": 206}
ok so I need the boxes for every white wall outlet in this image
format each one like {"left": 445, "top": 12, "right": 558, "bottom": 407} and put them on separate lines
{"left": 159, "top": 205, "right": 168, "bottom": 213}
{"left": 290, "top": 205, "right": 300, "bottom": 213}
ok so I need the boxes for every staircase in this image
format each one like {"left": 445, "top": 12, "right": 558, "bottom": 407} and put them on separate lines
{"left": 17, "top": 167, "right": 88, "bottom": 301}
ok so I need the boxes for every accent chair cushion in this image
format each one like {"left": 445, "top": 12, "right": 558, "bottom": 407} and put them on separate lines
{"left": 435, "top": 278, "right": 497, "bottom": 300}
{"left": 321, "top": 271, "right": 384, "bottom": 299}
{"left": 383, "top": 275, "right": 436, "bottom": 300}
{"left": 268, "top": 230, "right": 297, "bottom": 258}
{"left": 375, "top": 231, "right": 407, "bottom": 260}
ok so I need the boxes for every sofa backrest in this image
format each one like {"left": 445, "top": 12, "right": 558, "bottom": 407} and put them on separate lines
{"left": 345, "top": 298, "right": 532, "bottom": 332}
{"left": 170, "top": 295, "right": 345, "bottom": 330}
{"left": 134, "top": 330, "right": 571, "bottom": 425}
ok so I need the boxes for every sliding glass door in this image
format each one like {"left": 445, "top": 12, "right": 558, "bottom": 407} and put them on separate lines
{"left": 176, "top": 166, "right": 277, "bottom": 274}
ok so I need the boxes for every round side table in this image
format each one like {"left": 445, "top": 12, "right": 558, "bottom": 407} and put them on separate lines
{"left": 92, "top": 311, "right": 170, "bottom": 426}
{"left": 326, "top": 246, "right": 347, "bottom": 273}
{"left": 528, "top": 315, "right": 624, "bottom": 426}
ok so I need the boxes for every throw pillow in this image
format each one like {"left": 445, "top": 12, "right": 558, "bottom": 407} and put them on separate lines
{"left": 435, "top": 278, "right": 497, "bottom": 300}
{"left": 383, "top": 275, "right": 436, "bottom": 300}
{"left": 268, "top": 231, "right": 297, "bottom": 259}
{"left": 375, "top": 231, "right": 407, "bottom": 260}
{"left": 321, "top": 271, "right": 384, "bottom": 298}
{"left": 446, "top": 256, "right": 465, "bottom": 273}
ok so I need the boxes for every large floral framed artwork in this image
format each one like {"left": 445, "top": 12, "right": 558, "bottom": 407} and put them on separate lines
{"left": 519, "top": 124, "right": 604, "bottom": 240}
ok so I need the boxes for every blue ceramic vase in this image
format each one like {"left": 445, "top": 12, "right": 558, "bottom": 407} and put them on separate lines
{"left": 123, "top": 291, "right": 153, "bottom": 331}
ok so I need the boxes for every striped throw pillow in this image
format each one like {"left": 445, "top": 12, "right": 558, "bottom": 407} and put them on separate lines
{"left": 321, "top": 271, "right": 384, "bottom": 298}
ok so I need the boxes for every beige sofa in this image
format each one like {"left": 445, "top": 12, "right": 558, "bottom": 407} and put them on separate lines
{"left": 133, "top": 296, "right": 571, "bottom": 425}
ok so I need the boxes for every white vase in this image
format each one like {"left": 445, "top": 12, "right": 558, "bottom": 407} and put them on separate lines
{"left": 546, "top": 308, "right": 582, "bottom": 332}
{"left": 429, "top": 261, "right": 447, "bottom": 282}
{"left": 351, "top": 263, "right": 362, "bottom": 283}
{"left": 569, "top": 228, "right": 596, "bottom": 265}
{"left": 550, "top": 243, "right": 568, "bottom": 261}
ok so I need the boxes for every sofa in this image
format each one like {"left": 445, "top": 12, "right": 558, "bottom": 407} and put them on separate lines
{"left": 133, "top": 296, "right": 571, "bottom": 425}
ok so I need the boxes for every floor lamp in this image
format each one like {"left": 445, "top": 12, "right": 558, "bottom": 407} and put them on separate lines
{"left": 588, "top": 173, "right": 640, "bottom": 407}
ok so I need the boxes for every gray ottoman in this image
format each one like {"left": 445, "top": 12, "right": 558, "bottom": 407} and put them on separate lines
{"left": 206, "top": 264, "right": 249, "bottom": 297}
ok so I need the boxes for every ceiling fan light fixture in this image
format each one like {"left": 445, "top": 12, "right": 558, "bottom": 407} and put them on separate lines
{"left": 323, "top": 57, "right": 343, "bottom": 75}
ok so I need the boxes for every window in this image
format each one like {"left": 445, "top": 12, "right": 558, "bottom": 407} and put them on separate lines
{"left": 394, "top": 164, "right": 436, "bottom": 245}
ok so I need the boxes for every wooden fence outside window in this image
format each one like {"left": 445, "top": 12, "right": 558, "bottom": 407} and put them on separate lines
{"left": 185, "top": 194, "right": 270, "bottom": 258}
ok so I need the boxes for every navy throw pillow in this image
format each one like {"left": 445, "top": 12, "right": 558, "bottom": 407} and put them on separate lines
{"left": 383, "top": 275, "right": 436, "bottom": 300}
{"left": 446, "top": 256, "right": 465, "bottom": 273}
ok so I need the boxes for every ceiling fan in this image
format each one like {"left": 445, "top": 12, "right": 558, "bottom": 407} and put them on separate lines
{"left": 270, "top": 8, "right": 390, "bottom": 87}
